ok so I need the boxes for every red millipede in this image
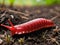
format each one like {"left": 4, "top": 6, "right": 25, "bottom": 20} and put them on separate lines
{"left": 1, "top": 18, "right": 55, "bottom": 35}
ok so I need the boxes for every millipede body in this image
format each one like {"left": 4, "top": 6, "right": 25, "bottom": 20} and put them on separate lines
{"left": 1, "top": 18, "right": 55, "bottom": 35}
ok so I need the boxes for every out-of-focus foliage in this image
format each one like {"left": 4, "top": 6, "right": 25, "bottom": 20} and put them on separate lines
{"left": 0, "top": 0, "right": 59, "bottom": 7}
{"left": 32, "top": 0, "right": 56, "bottom": 6}
{"left": 57, "top": 0, "right": 60, "bottom": 4}
{"left": 9, "top": 0, "right": 15, "bottom": 6}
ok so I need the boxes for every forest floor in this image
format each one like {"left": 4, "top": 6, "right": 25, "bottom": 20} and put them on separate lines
{"left": 0, "top": 5, "right": 60, "bottom": 45}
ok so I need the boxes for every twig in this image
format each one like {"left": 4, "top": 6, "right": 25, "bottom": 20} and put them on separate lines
{"left": 7, "top": 9, "right": 29, "bottom": 17}
{"left": 51, "top": 16, "right": 58, "bottom": 20}
{"left": 53, "top": 26, "right": 58, "bottom": 32}
{"left": 48, "top": 36, "right": 60, "bottom": 45}
{"left": 42, "top": 30, "right": 48, "bottom": 39}
{"left": 0, "top": 11, "right": 6, "bottom": 18}
{"left": 53, "top": 26, "right": 60, "bottom": 32}
{"left": 20, "top": 15, "right": 29, "bottom": 20}
{"left": 51, "top": 11, "right": 60, "bottom": 20}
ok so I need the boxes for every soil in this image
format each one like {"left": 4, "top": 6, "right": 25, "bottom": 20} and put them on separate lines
{"left": 0, "top": 5, "right": 60, "bottom": 45}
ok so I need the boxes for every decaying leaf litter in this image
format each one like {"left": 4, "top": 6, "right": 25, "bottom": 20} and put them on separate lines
{"left": 0, "top": 5, "right": 60, "bottom": 45}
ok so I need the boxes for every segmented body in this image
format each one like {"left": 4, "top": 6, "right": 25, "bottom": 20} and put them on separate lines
{"left": 14, "top": 18, "right": 55, "bottom": 34}
{"left": 1, "top": 18, "right": 55, "bottom": 35}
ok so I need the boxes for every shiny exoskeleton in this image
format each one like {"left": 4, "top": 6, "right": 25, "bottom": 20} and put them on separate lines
{"left": 1, "top": 18, "right": 55, "bottom": 35}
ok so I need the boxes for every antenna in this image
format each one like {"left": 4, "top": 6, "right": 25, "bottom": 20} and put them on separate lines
{"left": 8, "top": 19, "right": 14, "bottom": 28}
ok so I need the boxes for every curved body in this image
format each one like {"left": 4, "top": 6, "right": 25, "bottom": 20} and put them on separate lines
{"left": 1, "top": 18, "right": 55, "bottom": 35}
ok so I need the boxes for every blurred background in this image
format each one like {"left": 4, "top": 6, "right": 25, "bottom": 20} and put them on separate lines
{"left": 0, "top": 0, "right": 60, "bottom": 7}
{"left": 0, "top": 0, "right": 60, "bottom": 45}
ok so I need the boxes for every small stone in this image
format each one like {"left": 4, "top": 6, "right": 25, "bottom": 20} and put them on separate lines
{"left": 0, "top": 35, "right": 5, "bottom": 38}
{"left": 0, "top": 39, "right": 3, "bottom": 44}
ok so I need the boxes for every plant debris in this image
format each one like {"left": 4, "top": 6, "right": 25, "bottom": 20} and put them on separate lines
{"left": 0, "top": 5, "right": 60, "bottom": 45}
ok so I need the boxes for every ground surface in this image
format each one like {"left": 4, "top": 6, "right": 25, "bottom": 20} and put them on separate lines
{"left": 0, "top": 5, "right": 60, "bottom": 45}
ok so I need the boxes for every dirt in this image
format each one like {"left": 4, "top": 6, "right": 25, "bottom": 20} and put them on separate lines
{"left": 0, "top": 5, "right": 60, "bottom": 45}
